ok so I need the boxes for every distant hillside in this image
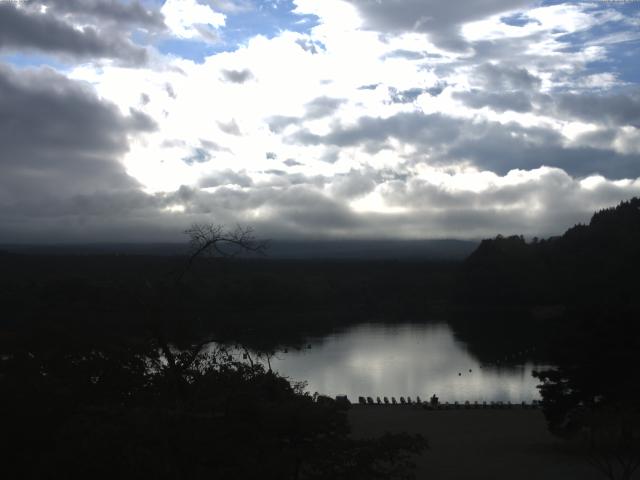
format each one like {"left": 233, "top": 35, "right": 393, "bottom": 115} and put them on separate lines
{"left": 0, "top": 239, "right": 478, "bottom": 261}
{"left": 266, "top": 239, "right": 478, "bottom": 261}
{"left": 460, "top": 197, "right": 640, "bottom": 306}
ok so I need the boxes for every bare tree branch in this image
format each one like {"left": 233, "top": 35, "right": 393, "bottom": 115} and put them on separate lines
{"left": 177, "top": 223, "right": 269, "bottom": 282}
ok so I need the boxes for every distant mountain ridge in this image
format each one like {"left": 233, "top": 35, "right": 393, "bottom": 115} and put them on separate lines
{"left": 0, "top": 239, "right": 478, "bottom": 261}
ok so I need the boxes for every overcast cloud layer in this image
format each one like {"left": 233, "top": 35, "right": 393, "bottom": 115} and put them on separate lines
{"left": 1, "top": 0, "right": 639, "bottom": 243}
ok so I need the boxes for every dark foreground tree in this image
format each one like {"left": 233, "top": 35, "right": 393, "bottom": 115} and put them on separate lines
{"left": 0, "top": 331, "right": 426, "bottom": 479}
{"left": 534, "top": 306, "right": 640, "bottom": 480}
{"left": 1, "top": 223, "right": 427, "bottom": 479}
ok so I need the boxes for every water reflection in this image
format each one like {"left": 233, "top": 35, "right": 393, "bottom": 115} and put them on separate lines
{"left": 270, "top": 323, "right": 542, "bottom": 402}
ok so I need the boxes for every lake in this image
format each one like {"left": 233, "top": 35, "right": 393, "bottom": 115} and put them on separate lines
{"left": 268, "top": 323, "right": 542, "bottom": 403}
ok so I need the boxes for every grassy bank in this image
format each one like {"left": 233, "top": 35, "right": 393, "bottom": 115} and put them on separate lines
{"left": 349, "top": 406, "right": 598, "bottom": 480}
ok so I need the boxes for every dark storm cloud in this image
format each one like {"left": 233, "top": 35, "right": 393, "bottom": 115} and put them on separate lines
{"left": 330, "top": 169, "right": 378, "bottom": 199}
{"left": 25, "top": 0, "right": 165, "bottom": 28}
{"left": 453, "top": 90, "right": 533, "bottom": 112}
{"left": 344, "top": 0, "right": 533, "bottom": 50}
{"left": 447, "top": 121, "right": 640, "bottom": 179}
{"left": 289, "top": 111, "right": 461, "bottom": 153}
{"left": 0, "top": 64, "right": 156, "bottom": 240}
{"left": 381, "top": 170, "right": 578, "bottom": 211}
{"left": 474, "top": 63, "right": 542, "bottom": 91}
{"left": 375, "top": 168, "right": 640, "bottom": 238}
{"left": 573, "top": 129, "right": 618, "bottom": 150}
{"left": 267, "top": 187, "right": 362, "bottom": 233}
{"left": 0, "top": 2, "right": 151, "bottom": 64}
{"left": 450, "top": 62, "right": 541, "bottom": 114}
{"left": 431, "top": 32, "right": 548, "bottom": 77}
{"left": 221, "top": 68, "right": 254, "bottom": 83}
{"left": 289, "top": 110, "right": 640, "bottom": 179}
{"left": 553, "top": 91, "right": 640, "bottom": 127}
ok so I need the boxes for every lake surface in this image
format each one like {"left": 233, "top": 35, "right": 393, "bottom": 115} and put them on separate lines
{"left": 268, "top": 323, "right": 542, "bottom": 403}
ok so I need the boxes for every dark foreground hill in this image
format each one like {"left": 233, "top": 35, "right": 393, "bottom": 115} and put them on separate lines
{"left": 458, "top": 197, "right": 640, "bottom": 307}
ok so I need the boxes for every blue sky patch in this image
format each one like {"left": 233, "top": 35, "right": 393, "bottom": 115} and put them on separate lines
{"left": 157, "top": 0, "right": 319, "bottom": 61}
{"left": 0, "top": 53, "right": 70, "bottom": 72}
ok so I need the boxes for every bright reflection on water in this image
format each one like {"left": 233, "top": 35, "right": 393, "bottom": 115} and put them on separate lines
{"left": 270, "top": 323, "right": 542, "bottom": 403}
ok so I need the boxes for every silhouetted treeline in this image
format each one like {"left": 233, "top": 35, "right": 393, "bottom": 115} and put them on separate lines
{"left": 449, "top": 198, "right": 640, "bottom": 364}
{"left": 0, "top": 254, "right": 458, "bottom": 351}
{"left": 458, "top": 197, "right": 640, "bottom": 307}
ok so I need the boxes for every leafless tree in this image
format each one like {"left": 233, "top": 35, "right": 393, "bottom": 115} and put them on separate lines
{"left": 177, "top": 223, "right": 269, "bottom": 282}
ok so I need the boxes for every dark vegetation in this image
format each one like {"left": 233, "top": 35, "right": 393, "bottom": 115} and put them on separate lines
{"left": 2, "top": 199, "right": 640, "bottom": 478}
{"left": 0, "top": 225, "right": 431, "bottom": 479}
{"left": 456, "top": 198, "right": 640, "bottom": 479}
{"left": 0, "top": 252, "right": 457, "bottom": 351}
{"left": 1, "top": 332, "right": 427, "bottom": 479}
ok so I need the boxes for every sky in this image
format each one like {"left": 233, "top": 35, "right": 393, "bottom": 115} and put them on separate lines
{"left": 1, "top": 0, "right": 639, "bottom": 243}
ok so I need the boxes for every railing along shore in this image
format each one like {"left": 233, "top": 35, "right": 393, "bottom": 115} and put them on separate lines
{"left": 316, "top": 395, "right": 541, "bottom": 409}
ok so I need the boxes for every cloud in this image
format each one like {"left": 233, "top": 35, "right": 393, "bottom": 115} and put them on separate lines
{"left": 453, "top": 90, "right": 533, "bottom": 113}
{"left": 375, "top": 167, "right": 640, "bottom": 238}
{"left": 284, "top": 159, "right": 304, "bottom": 167}
{"left": 388, "top": 87, "right": 427, "bottom": 104}
{"left": 161, "top": 0, "right": 225, "bottom": 42}
{"left": 183, "top": 148, "right": 213, "bottom": 165}
{"left": 295, "top": 38, "right": 324, "bottom": 54}
{"left": 26, "top": 0, "right": 165, "bottom": 29}
{"left": 218, "top": 119, "right": 242, "bottom": 136}
{"left": 446, "top": 121, "right": 640, "bottom": 179}
{"left": 554, "top": 90, "right": 640, "bottom": 128}
{"left": 304, "top": 96, "right": 345, "bottom": 119}
{"left": 221, "top": 68, "right": 254, "bottom": 83}
{"left": 0, "top": 2, "right": 150, "bottom": 64}
{"left": 267, "top": 115, "right": 299, "bottom": 133}
{"left": 199, "top": 169, "right": 254, "bottom": 187}
{"left": 288, "top": 112, "right": 461, "bottom": 153}
{"left": 202, "top": 0, "right": 254, "bottom": 14}
{"left": 474, "top": 62, "right": 542, "bottom": 91}
{"left": 382, "top": 49, "right": 441, "bottom": 60}
{"left": 0, "top": 64, "right": 155, "bottom": 239}
{"left": 330, "top": 169, "right": 378, "bottom": 199}
{"left": 289, "top": 109, "right": 640, "bottom": 179}
{"left": 344, "top": 0, "right": 533, "bottom": 50}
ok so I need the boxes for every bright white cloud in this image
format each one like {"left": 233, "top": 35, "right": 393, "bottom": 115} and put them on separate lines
{"left": 161, "top": 0, "right": 226, "bottom": 41}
